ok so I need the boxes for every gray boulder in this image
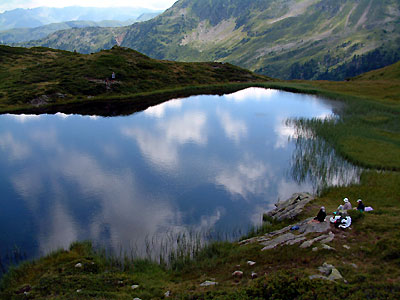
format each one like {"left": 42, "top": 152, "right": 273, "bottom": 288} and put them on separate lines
{"left": 265, "top": 193, "right": 314, "bottom": 221}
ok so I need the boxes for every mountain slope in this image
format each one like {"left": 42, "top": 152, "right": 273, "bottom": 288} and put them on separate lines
{"left": 352, "top": 60, "right": 400, "bottom": 81}
{"left": 24, "top": 0, "right": 400, "bottom": 80}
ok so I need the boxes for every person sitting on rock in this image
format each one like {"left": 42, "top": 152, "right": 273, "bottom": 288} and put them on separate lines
{"left": 356, "top": 199, "right": 365, "bottom": 212}
{"left": 312, "top": 206, "right": 326, "bottom": 223}
{"left": 343, "top": 197, "right": 352, "bottom": 210}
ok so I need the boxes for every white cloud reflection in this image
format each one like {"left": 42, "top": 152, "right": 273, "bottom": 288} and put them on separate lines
{"left": 0, "top": 132, "right": 31, "bottom": 161}
{"left": 6, "top": 114, "right": 41, "bottom": 123}
{"left": 216, "top": 157, "right": 271, "bottom": 200}
{"left": 144, "top": 99, "right": 182, "bottom": 118}
{"left": 217, "top": 109, "right": 247, "bottom": 144}
{"left": 122, "top": 111, "right": 207, "bottom": 169}
{"left": 224, "top": 87, "right": 278, "bottom": 102}
{"left": 38, "top": 200, "right": 78, "bottom": 254}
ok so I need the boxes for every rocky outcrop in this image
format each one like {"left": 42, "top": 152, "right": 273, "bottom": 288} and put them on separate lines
{"left": 240, "top": 215, "right": 337, "bottom": 255}
{"left": 240, "top": 217, "right": 331, "bottom": 246}
{"left": 309, "top": 262, "right": 345, "bottom": 282}
{"left": 265, "top": 193, "right": 314, "bottom": 221}
{"left": 30, "top": 95, "right": 50, "bottom": 106}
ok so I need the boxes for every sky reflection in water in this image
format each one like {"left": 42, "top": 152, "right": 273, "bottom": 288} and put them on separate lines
{"left": 0, "top": 88, "right": 360, "bottom": 259}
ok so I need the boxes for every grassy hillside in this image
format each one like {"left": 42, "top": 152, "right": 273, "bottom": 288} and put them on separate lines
{"left": 0, "top": 45, "right": 268, "bottom": 114}
{"left": 1, "top": 54, "right": 400, "bottom": 300}
{"left": 21, "top": 0, "right": 400, "bottom": 80}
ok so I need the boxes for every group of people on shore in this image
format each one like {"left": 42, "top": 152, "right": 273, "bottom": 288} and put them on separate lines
{"left": 312, "top": 198, "right": 370, "bottom": 228}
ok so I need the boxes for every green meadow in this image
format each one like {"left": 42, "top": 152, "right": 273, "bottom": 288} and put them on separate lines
{"left": 0, "top": 47, "right": 400, "bottom": 299}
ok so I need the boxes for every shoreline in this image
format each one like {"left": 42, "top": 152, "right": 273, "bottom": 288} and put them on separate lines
{"left": 0, "top": 81, "right": 336, "bottom": 117}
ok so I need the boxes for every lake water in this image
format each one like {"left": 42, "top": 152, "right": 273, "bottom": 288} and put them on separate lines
{"left": 0, "top": 88, "right": 360, "bottom": 261}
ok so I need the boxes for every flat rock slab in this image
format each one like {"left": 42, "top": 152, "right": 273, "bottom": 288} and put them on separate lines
{"left": 261, "top": 232, "right": 306, "bottom": 250}
{"left": 298, "top": 219, "right": 331, "bottom": 234}
{"left": 265, "top": 192, "right": 314, "bottom": 221}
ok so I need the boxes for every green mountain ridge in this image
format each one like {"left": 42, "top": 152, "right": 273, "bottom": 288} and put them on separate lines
{"left": 21, "top": 0, "right": 400, "bottom": 80}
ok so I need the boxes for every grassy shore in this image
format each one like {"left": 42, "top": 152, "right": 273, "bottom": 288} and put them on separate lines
{"left": 0, "top": 51, "right": 400, "bottom": 299}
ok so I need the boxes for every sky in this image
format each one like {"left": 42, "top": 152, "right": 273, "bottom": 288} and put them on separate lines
{"left": 0, "top": 0, "right": 177, "bottom": 12}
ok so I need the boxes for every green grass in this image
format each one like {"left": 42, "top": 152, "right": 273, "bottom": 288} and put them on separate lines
{"left": 0, "top": 44, "right": 269, "bottom": 113}
{"left": 1, "top": 51, "right": 400, "bottom": 299}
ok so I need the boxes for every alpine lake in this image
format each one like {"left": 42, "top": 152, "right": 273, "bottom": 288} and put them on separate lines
{"left": 0, "top": 88, "right": 361, "bottom": 264}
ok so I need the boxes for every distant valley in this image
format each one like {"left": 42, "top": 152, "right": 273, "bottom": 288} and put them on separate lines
{"left": 0, "top": 6, "right": 163, "bottom": 30}
{"left": 0, "top": 7, "right": 161, "bottom": 44}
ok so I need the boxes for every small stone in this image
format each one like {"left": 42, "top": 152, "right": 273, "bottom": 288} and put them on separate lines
{"left": 75, "top": 263, "right": 83, "bottom": 268}
{"left": 133, "top": 298, "right": 142, "bottom": 300}
{"left": 328, "top": 268, "right": 343, "bottom": 281}
{"left": 200, "top": 280, "right": 218, "bottom": 287}
{"left": 318, "top": 262, "right": 344, "bottom": 281}
{"left": 232, "top": 270, "right": 243, "bottom": 278}
{"left": 165, "top": 291, "right": 171, "bottom": 297}
{"left": 247, "top": 260, "right": 256, "bottom": 266}
{"left": 76, "top": 289, "right": 82, "bottom": 293}
{"left": 312, "top": 247, "right": 318, "bottom": 252}
{"left": 343, "top": 245, "right": 351, "bottom": 250}
{"left": 251, "top": 272, "right": 258, "bottom": 279}
{"left": 321, "top": 244, "right": 336, "bottom": 251}
{"left": 23, "top": 292, "right": 29, "bottom": 296}
{"left": 131, "top": 285, "right": 139, "bottom": 290}
{"left": 320, "top": 232, "right": 335, "bottom": 244}
{"left": 350, "top": 263, "right": 358, "bottom": 269}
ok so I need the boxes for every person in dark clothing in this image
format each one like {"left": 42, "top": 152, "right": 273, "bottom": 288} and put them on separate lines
{"left": 313, "top": 206, "right": 326, "bottom": 222}
{"left": 356, "top": 199, "right": 365, "bottom": 212}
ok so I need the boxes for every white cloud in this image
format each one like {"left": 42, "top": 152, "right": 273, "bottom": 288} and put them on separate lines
{"left": 0, "top": 0, "right": 176, "bottom": 12}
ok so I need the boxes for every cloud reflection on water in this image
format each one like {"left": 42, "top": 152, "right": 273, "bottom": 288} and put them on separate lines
{"left": 224, "top": 87, "right": 277, "bottom": 102}
{"left": 144, "top": 98, "right": 182, "bottom": 118}
{"left": 6, "top": 114, "right": 41, "bottom": 123}
{"left": 121, "top": 111, "right": 207, "bottom": 169}
{"left": 217, "top": 109, "right": 247, "bottom": 144}
{"left": 215, "top": 156, "right": 271, "bottom": 200}
{"left": 0, "top": 132, "right": 31, "bottom": 161}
